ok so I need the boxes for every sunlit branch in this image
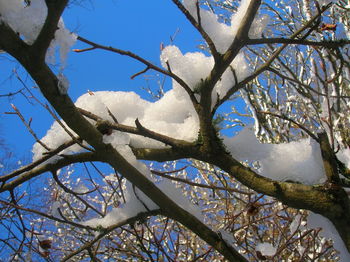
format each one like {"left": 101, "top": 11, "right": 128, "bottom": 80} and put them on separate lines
{"left": 203, "top": 0, "right": 262, "bottom": 96}
{"left": 318, "top": 132, "right": 340, "bottom": 184}
{"left": 247, "top": 38, "right": 350, "bottom": 48}
{"left": 259, "top": 111, "right": 319, "bottom": 142}
{"left": 151, "top": 169, "right": 253, "bottom": 195}
{"left": 77, "top": 107, "right": 193, "bottom": 148}
{"left": 61, "top": 210, "right": 162, "bottom": 262}
{"left": 212, "top": 3, "right": 333, "bottom": 114}
{"left": 51, "top": 170, "right": 104, "bottom": 217}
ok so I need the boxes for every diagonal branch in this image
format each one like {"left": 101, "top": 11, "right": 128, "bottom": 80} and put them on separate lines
{"left": 318, "top": 132, "right": 340, "bottom": 184}
{"left": 0, "top": 199, "right": 95, "bottom": 231}
{"left": 31, "top": 0, "right": 69, "bottom": 60}
{"left": 212, "top": 3, "right": 333, "bottom": 114}
{"left": 0, "top": 139, "right": 77, "bottom": 184}
{"left": 247, "top": 38, "right": 350, "bottom": 48}
{"left": 171, "top": 0, "right": 220, "bottom": 60}
{"left": 0, "top": 152, "right": 99, "bottom": 193}
{"left": 77, "top": 107, "right": 193, "bottom": 148}
{"left": 61, "top": 209, "right": 162, "bottom": 262}
{"left": 200, "top": 0, "right": 262, "bottom": 111}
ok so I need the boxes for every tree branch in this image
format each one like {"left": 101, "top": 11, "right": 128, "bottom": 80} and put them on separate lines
{"left": 77, "top": 107, "right": 193, "bottom": 148}
{"left": 171, "top": 0, "right": 220, "bottom": 60}
{"left": 0, "top": 139, "right": 77, "bottom": 183}
{"left": 31, "top": 0, "right": 69, "bottom": 60}
{"left": 212, "top": 3, "right": 332, "bottom": 114}
{"left": 0, "top": 199, "right": 95, "bottom": 231}
{"left": 61, "top": 210, "right": 162, "bottom": 262}
{"left": 318, "top": 132, "right": 340, "bottom": 184}
{"left": 0, "top": 152, "right": 99, "bottom": 193}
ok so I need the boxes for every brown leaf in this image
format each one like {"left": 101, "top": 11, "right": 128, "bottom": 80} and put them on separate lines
{"left": 321, "top": 23, "right": 337, "bottom": 31}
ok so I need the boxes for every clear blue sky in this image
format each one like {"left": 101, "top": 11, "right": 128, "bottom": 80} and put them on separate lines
{"left": 0, "top": 0, "right": 201, "bottom": 160}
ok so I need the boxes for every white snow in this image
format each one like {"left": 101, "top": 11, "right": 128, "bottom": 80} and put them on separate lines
{"left": 104, "top": 174, "right": 119, "bottom": 182}
{"left": 223, "top": 127, "right": 327, "bottom": 185}
{"left": 51, "top": 201, "right": 62, "bottom": 218}
{"left": 289, "top": 214, "right": 302, "bottom": 235}
{"left": 0, "top": 0, "right": 47, "bottom": 44}
{"left": 337, "top": 148, "right": 350, "bottom": 169}
{"left": 160, "top": 45, "right": 250, "bottom": 101}
{"left": 32, "top": 90, "right": 199, "bottom": 161}
{"left": 82, "top": 179, "right": 202, "bottom": 228}
{"left": 218, "top": 229, "right": 235, "bottom": 246}
{"left": 0, "top": 0, "right": 76, "bottom": 66}
{"left": 256, "top": 242, "right": 277, "bottom": 256}
{"left": 57, "top": 73, "right": 70, "bottom": 95}
{"left": 74, "top": 183, "right": 88, "bottom": 194}
{"left": 51, "top": 18, "right": 77, "bottom": 70}
{"left": 82, "top": 181, "right": 158, "bottom": 228}
{"left": 307, "top": 212, "right": 350, "bottom": 262}
{"left": 183, "top": 0, "right": 267, "bottom": 53}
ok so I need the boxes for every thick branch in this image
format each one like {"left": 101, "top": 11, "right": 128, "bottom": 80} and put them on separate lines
{"left": 198, "top": 0, "right": 261, "bottom": 143}
{"left": 132, "top": 147, "right": 191, "bottom": 162}
{"left": 202, "top": 0, "right": 261, "bottom": 98}
{"left": 31, "top": 0, "right": 69, "bottom": 60}
{"left": 210, "top": 152, "right": 342, "bottom": 217}
{"left": 0, "top": 23, "right": 29, "bottom": 58}
{"left": 77, "top": 107, "right": 193, "bottom": 148}
{"left": 206, "top": 149, "right": 350, "bottom": 252}
{"left": 318, "top": 132, "right": 340, "bottom": 184}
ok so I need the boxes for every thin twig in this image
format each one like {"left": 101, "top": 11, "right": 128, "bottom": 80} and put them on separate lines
{"left": 7, "top": 104, "right": 51, "bottom": 151}
{"left": 151, "top": 169, "right": 253, "bottom": 195}
{"left": 76, "top": 35, "right": 198, "bottom": 106}
{"left": 259, "top": 111, "right": 319, "bottom": 142}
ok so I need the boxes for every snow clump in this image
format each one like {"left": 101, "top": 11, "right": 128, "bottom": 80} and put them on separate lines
{"left": 0, "top": 0, "right": 76, "bottom": 67}
{"left": 183, "top": 0, "right": 268, "bottom": 53}
{"left": 223, "top": 127, "right": 327, "bottom": 185}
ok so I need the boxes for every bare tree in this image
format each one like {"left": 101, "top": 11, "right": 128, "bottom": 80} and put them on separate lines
{"left": 0, "top": 0, "right": 349, "bottom": 261}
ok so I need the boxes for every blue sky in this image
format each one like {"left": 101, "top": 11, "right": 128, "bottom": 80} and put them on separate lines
{"left": 0, "top": 0, "right": 201, "bottom": 160}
